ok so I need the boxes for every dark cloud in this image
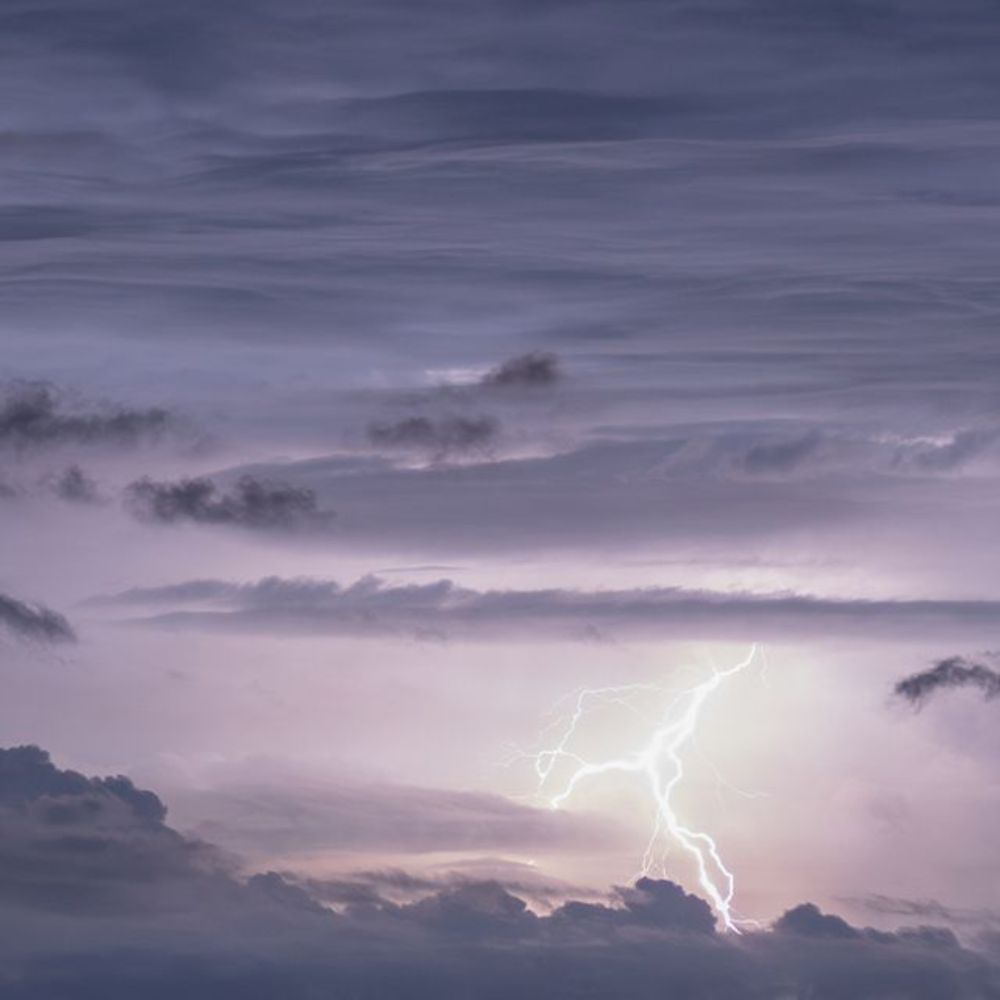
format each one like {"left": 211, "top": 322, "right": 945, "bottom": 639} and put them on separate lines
{"left": 0, "top": 593, "right": 75, "bottom": 643}
{"left": 92, "top": 574, "right": 1000, "bottom": 644}
{"left": 774, "top": 902, "right": 860, "bottom": 940}
{"left": 125, "top": 475, "right": 333, "bottom": 531}
{"left": 366, "top": 414, "right": 499, "bottom": 461}
{"left": 894, "top": 656, "right": 1000, "bottom": 709}
{"left": 0, "top": 744, "right": 997, "bottom": 998}
{"left": 0, "top": 382, "right": 173, "bottom": 451}
{"left": 481, "top": 352, "right": 561, "bottom": 389}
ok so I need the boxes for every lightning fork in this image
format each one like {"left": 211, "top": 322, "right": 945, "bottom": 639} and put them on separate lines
{"left": 527, "top": 645, "right": 758, "bottom": 933}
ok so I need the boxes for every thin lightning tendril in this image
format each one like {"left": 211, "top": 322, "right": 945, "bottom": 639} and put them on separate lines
{"left": 524, "top": 645, "right": 759, "bottom": 933}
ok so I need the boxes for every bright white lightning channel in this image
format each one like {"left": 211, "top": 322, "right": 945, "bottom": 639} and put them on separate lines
{"left": 527, "top": 645, "right": 758, "bottom": 933}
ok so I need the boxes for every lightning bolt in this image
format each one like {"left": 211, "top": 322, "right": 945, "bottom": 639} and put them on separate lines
{"left": 525, "top": 645, "right": 758, "bottom": 933}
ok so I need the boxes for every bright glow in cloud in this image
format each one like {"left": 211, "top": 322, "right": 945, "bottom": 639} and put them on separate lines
{"left": 520, "top": 646, "right": 759, "bottom": 932}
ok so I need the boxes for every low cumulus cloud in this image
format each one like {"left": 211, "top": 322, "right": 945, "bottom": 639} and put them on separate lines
{"left": 125, "top": 475, "right": 333, "bottom": 531}
{"left": 366, "top": 414, "right": 499, "bottom": 461}
{"left": 0, "top": 593, "right": 75, "bottom": 643}
{"left": 895, "top": 656, "right": 1000, "bottom": 709}
{"left": 93, "top": 574, "right": 1000, "bottom": 644}
{"left": 480, "top": 352, "right": 561, "bottom": 389}
{"left": 0, "top": 382, "right": 174, "bottom": 451}
{"left": 0, "top": 744, "right": 997, "bottom": 998}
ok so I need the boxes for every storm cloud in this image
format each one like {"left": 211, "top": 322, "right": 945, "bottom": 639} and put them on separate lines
{"left": 895, "top": 656, "right": 1000, "bottom": 709}
{"left": 0, "top": 744, "right": 998, "bottom": 999}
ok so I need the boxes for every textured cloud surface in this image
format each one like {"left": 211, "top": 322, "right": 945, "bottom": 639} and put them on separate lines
{"left": 1, "top": 746, "right": 997, "bottom": 1000}
{"left": 3, "top": 0, "right": 1000, "bottom": 994}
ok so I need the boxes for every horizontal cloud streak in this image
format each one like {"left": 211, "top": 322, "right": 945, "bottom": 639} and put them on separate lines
{"left": 91, "top": 575, "right": 1000, "bottom": 643}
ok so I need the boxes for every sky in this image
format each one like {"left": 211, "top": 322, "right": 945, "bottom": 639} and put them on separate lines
{"left": 2, "top": 0, "right": 1000, "bottom": 995}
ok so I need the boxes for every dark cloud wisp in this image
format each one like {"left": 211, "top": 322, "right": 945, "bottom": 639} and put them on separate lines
{"left": 0, "top": 382, "right": 174, "bottom": 451}
{"left": 0, "top": 593, "right": 75, "bottom": 643}
{"left": 125, "top": 475, "right": 333, "bottom": 531}
{"left": 894, "top": 656, "right": 1000, "bottom": 709}
{"left": 480, "top": 352, "right": 561, "bottom": 389}
{"left": 366, "top": 414, "right": 499, "bottom": 461}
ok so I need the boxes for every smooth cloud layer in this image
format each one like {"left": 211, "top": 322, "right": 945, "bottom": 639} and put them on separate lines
{"left": 92, "top": 574, "right": 1000, "bottom": 644}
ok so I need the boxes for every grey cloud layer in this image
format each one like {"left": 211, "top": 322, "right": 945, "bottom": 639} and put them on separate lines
{"left": 91, "top": 574, "right": 1000, "bottom": 644}
{"left": 5, "top": 0, "right": 1000, "bottom": 381}
{"left": 1, "top": 744, "right": 997, "bottom": 999}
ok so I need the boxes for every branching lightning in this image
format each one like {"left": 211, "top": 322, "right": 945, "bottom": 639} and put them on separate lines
{"left": 522, "top": 645, "right": 758, "bottom": 933}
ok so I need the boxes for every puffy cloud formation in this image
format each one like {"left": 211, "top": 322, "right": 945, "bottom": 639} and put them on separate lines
{"left": 0, "top": 382, "right": 173, "bottom": 451}
{"left": 895, "top": 656, "right": 1000, "bottom": 708}
{"left": 366, "top": 414, "right": 499, "bottom": 461}
{"left": 93, "top": 574, "right": 1000, "bottom": 644}
{"left": 0, "top": 593, "right": 75, "bottom": 643}
{"left": 126, "top": 475, "right": 333, "bottom": 531}
{"left": 0, "top": 744, "right": 997, "bottom": 999}
{"left": 481, "top": 352, "right": 560, "bottom": 389}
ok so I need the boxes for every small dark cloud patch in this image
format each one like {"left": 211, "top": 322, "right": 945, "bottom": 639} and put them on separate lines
{"left": 367, "top": 414, "right": 499, "bottom": 461}
{"left": 48, "top": 465, "right": 102, "bottom": 504}
{"left": 0, "top": 593, "right": 75, "bottom": 643}
{"left": 481, "top": 352, "right": 560, "bottom": 389}
{"left": 895, "top": 656, "right": 1000, "bottom": 709}
{"left": 0, "top": 382, "right": 174, "bottom": 451}
{"left": 125, "top": 475, "right": 333, "bottom": 531}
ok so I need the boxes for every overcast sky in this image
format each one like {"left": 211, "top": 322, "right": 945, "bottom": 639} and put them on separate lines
{"left": 2, "top": 1, "right": 1000, "bottom": 996}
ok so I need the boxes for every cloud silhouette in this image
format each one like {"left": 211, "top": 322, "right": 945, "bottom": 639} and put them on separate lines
{"left": 0, "top": 743, "right": 997, "bottom": 999}
{"left": 895, "top": 656, "right": 1000, "bottom": 709}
